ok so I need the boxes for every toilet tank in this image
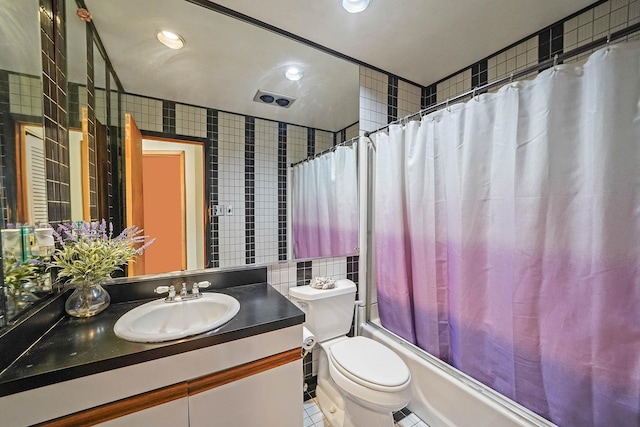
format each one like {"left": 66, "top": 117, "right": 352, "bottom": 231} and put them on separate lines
{"left": 288, "top": 279, "right": 357, "bottom": 342}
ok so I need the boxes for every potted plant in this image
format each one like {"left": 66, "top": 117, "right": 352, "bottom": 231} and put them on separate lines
{"left": 49, "top": 220, "right": 154, "bottom": 318}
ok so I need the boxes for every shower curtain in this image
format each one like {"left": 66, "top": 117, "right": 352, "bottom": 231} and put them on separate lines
{"left": 292, "top": 143, "right": 358, "bottom": 258}
{"left": 374, "top": 42, "right": 640, "bottom": 427}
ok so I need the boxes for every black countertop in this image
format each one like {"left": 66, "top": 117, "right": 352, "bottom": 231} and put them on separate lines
{"left": 0, "top": 282, "right": 304, "bottom": 397}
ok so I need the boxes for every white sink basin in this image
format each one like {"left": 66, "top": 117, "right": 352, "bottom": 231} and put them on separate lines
{"left": 114, "top": 293, "right": 240, "bottom": 343}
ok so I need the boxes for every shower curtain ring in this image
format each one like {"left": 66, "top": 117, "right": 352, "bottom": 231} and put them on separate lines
{"left": 446, "top": 98, "right": 450, "bottom": 112}
{"left": 472, "top": 87, "right": 479, "bottom": 102}
{"left": 553, "top": 54, "right": 559, "bottom": 70}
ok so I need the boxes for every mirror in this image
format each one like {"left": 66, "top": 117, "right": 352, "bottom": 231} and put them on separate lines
{"left": 0, "top": 0, "right": 44, "bottom": 226}
{"left": 0, "top": 0, "right": 46, "bottom": 322}
{"left": 0, "top": 0, "right": 360, "bottom": 303}
{"left": 84, "top": 0, "right": 360, "bottom": 272}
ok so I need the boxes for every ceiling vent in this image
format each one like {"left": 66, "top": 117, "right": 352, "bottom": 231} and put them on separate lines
{"left": 253, "top": 90, "right": 297, "bottom": 108}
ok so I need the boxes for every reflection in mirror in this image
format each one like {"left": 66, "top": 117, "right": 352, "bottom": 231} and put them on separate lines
{"left": 140, "top": 137, "right": 205, "bottom": 275}
{"left": 0, "top": 0, "right": 46, "bottom": 323}
{"left": 16, "top": 125, "right": 46, "bottom": 224}
{"left": 84, "top": 0, "right": 360, "bottom": 275}
{"left": 0, "top": 0, "right": 362, "bottom": 325}
{"left": 0, "top": 0, "right": 43, "bottom": 225}
{"left": 292, "top": 142, "right": 359, "bottom": 259}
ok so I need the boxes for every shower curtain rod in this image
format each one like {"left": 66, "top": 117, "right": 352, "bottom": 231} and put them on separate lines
{"left": 364, "top": 21, "right": 640, "bottom": 138}
{"left": 290, "top": 135, "right": 360, "bottom": 167}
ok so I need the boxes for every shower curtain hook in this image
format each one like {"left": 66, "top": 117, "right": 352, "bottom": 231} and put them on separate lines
{"left": 509, "top": 73, "right": 514, "bottom": 82}
{"left": 553, "top": 54, "right": 559, "bottom": 70}
{"left": 446, "top": 98, "right": 450, "bottom": 112}
{"left": 472, "top": 87, "right": 479, "bottom": 102}
{"left": 606, "top": 33, "right": 611, "bottom": 51}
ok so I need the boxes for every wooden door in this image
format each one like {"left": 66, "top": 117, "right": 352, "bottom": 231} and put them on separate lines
{"left": 81, "top": 107, "right": 91, "bottom": 221}
{"left": 125, "top": 113, "right": 145, "bottom": 276}
{"left": 96, "top": 119, "right": 109, "bottom": 222}
{"left": 142, "top": 152, "right": 186, "bottom": 274}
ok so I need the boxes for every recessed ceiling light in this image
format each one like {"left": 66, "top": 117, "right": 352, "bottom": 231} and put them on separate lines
{"left": 285, "top": 67, "right": 304, "bottom": 81}
{"left": 342, "top": 0, "right": 370, "bottom": 13}
{"left": 156, "top": 30, "right": 185, "bottom": 49}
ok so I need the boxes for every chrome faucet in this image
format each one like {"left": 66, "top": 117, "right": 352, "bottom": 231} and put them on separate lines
{"left": 154, "top": 281, "right": 211, "bottom": 303}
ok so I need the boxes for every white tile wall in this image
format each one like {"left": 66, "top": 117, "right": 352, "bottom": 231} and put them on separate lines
{"left": 110, "top": 91, "right": 119, "bottom": 127}
{"left": 397, "top": 80, "right": 421, "bottom": 119}
{"left": 287, "top": 124, "right": 307, "bottom": 165}
{"left": 9, "top": 74, "right": 42, "bottom": 116}
{"left": 311, "top": 257, "right": 348, "bottom": 280}
{"left": 176, "top": 104, "right": 207, "bottom": 138}
{"left": 255, "top": 119, "right": 279, "bottom": 264}
{"left": 314, "top": 130, "right": 333, "bottom": 154}
{"left": 436, "top": 68, "right": 472, "bottom": 103}
{"left": 359, "top": 66, "right": 388, "bottom": 132}
{"left": 122, "top": 94, "right": 162, "bottom": 132}
{"left": 266, "top": 256, "right": 349, "bottom": 297}
{"left": 218, "top": 112, "right": 246, "bottom": 267}
{"left": 345, "top": 123, "right": 359, "bottom": 141}
{"left": 565, "top": 0, "right": 640, "bottom": 63}
{"left": 78, "top": 86, "right": 88, "bottom": 113}
{"left": 486, "top": 37, "right": 538, "bottom": 89}
{"left": 95, "top": 88, "right": 107, "bottom": 124}
{"left": 266, "top": 261, "right": 299, "bottom": 296}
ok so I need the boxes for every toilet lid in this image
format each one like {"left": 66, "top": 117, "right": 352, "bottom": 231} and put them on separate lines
{"left": 329, "top": 336, "right": 410, "bottom": 388}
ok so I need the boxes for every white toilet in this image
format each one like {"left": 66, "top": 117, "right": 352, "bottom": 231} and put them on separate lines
{"left": 289, "top": 279, "right": 411, "bottom": 427}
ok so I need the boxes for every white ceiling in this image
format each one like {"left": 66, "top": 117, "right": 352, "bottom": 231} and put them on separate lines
{"left": 84, "top": 0, "right": 596, "bottom": 131}
{"left": 211, "top": 0, "right": 596, "bottom": 85}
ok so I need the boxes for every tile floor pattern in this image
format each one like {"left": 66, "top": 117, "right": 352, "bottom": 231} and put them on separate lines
{"left": 303, "top": 398, "right": 429, "bottom": 427}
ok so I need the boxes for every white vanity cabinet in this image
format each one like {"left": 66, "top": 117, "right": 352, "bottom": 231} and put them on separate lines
{"left": 189, "top": 359, "right": 301, "bottom": 427}
{"left": 0, "top": 325, "right": 303, "bottom": 427}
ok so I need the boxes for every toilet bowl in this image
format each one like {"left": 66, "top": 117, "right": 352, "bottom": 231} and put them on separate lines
{"left": 289, "top": 280, "right": 412, "bottom": 427}
{"left": 318, "top": 336, "right": 412, "bottom": 427}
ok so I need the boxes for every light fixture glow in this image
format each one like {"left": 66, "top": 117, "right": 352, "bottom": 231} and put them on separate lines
{"left": 161, "top": 30, "right": 179, "bottom": 40}
{"left": 156, "top": 30, "right": 185, "bottom": 49}
{"left": 342, "top": 0, "right": 370, "bottom": 13}
{"left": 285, "top": 67, "right": 304, "bottom": 81}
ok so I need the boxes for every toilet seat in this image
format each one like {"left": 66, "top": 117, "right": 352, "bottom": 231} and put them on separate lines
{"left": 328, "top": 336, "right": 410, "bottom": 393}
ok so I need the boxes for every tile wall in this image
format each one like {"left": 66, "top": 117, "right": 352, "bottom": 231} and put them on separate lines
{"left": 40, "top": 0, "right": 70, "bottom": 223}
{"left": 70, "top": 87, "right": 354, "bottom": 269}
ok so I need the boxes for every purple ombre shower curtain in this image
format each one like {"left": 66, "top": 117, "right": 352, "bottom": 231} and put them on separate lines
{"left": 374, "top": 42, "right": 640, "bottom": 427}
{"left": 292, "top": 143, "right": 358, "bottom": 258}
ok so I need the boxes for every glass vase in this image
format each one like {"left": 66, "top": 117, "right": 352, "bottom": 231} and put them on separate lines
{"left": 5, "top": 286, "right": 38, "bottom": 318}
{"left": 65, "top": 281, "right": 111, "bottom": 318}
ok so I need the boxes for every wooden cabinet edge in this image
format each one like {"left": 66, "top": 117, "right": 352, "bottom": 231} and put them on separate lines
{"left": 188, "top": 347, "right": 302, "bottom": 396}
{"left": 37, "top": 347, "right": 302, "bottom": 427}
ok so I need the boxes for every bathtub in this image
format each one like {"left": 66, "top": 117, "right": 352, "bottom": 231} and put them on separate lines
{"left": 360, "top": 323, "right": 557, "bottom": 427}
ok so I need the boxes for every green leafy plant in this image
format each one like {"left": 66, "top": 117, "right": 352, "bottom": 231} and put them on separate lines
{"left": 49, "top": 220, "right": 155, "bottom": 285}
{"left": 3, "top": 255, "right": 39, "bottom": 291}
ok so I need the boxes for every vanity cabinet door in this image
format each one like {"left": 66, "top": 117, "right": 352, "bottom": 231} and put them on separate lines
{"left": 189, "top": 360, "right": 302, "bottom": 427}
{"left": 95, "top": 397, "right": 189, "bottom": 427}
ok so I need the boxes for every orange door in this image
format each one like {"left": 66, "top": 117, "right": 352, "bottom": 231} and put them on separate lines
{"left": 125, "top": 113, "right": 145, "bottom": 276}
{"left": 141, "top": 152, "right": 186, "bottom": 274}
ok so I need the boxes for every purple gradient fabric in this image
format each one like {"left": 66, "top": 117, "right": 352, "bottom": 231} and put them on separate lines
{"left": 292, "top": 143, "right": 358, "bottom": 258}
{"left": 374, "top": 43, "right": 640, "bottom": 426}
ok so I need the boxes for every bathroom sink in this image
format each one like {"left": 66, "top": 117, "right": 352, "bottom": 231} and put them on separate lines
{"left": 114, "top": 293, "right": 240, "bottom": 343}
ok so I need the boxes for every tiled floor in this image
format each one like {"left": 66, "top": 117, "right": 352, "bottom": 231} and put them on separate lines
{"left": 303, "top": 398, "right": 429, "bottom": 427}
